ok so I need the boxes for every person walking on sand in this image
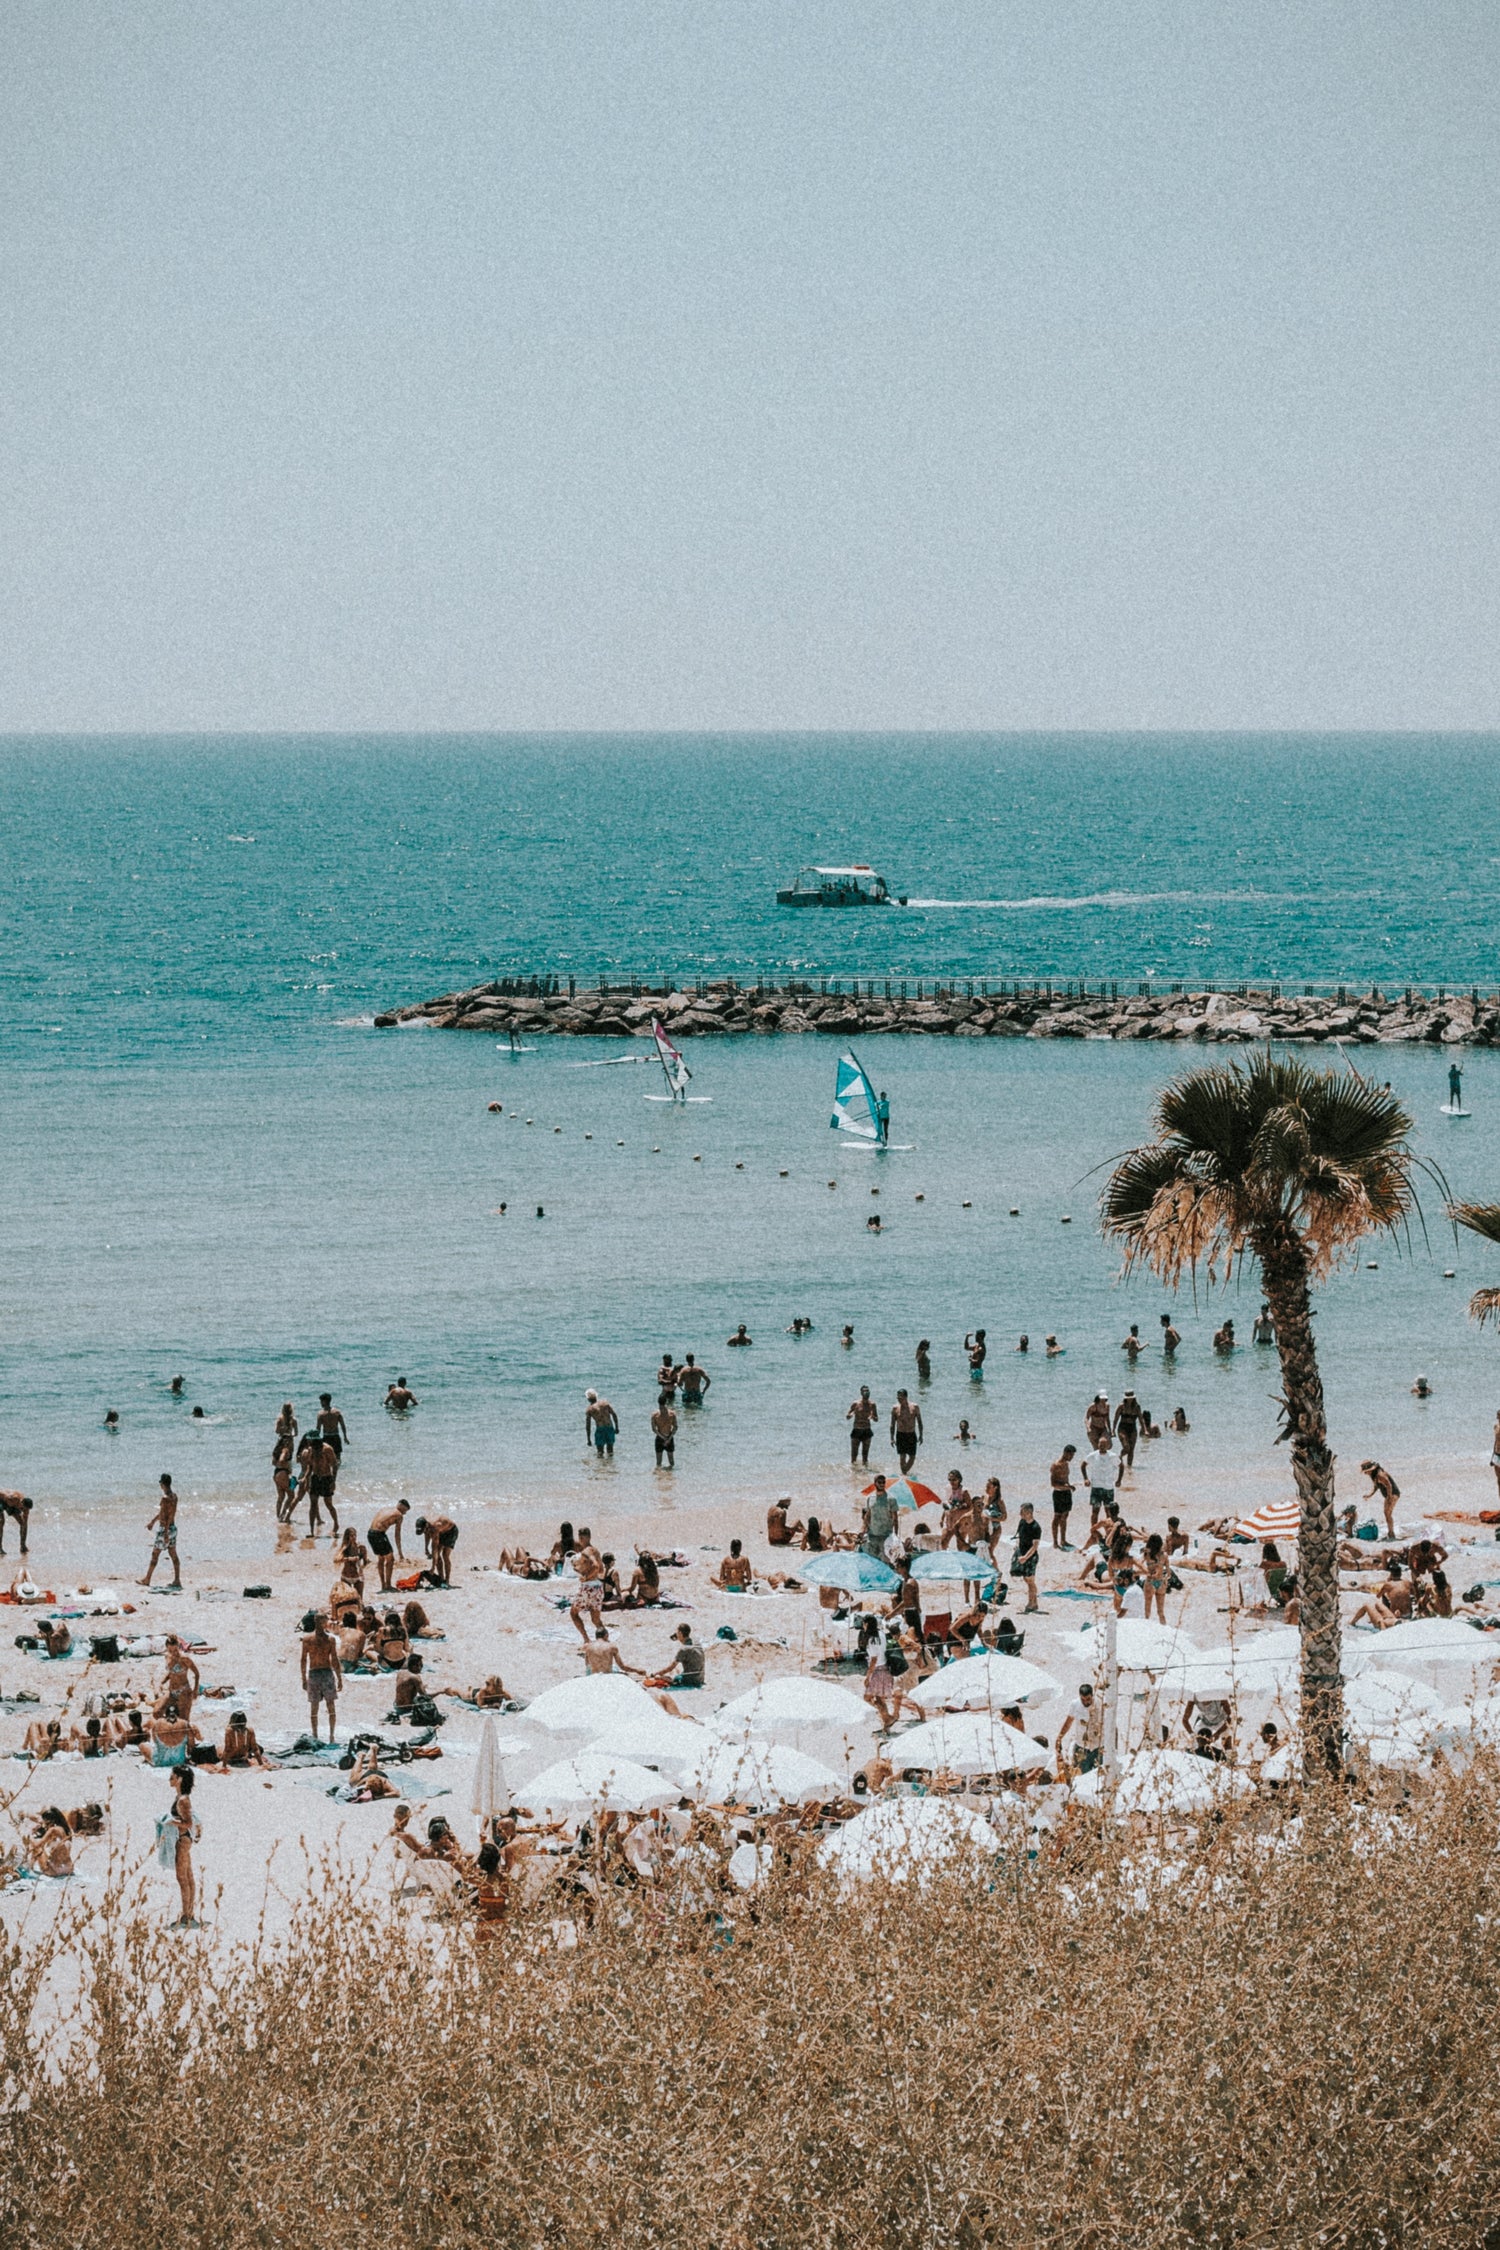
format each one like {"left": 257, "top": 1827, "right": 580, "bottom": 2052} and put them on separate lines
{"left": 847, "top": 1386, "right": 878, "bottom": 1467}
{"left": 568, "top": 1530, "right": 606, "bottom": 1643}
{"left": 1080, "top": 1436, "right": 1119, "bottom": 1534}
{"left": 585, "top": 1392, "right": 619, "bottom": 1457}
{"left": 164, "top": 1766, "right": 200, "bottom": 1929}
{"left": 367, "top": 1499, "right": 410, "bottom": 1592}
{"left": 301, "top": 1610, "right": 343, "bottom": 1742}
{"left": 890, "top": 1389, "right": 923, "bottom": 1473}
{"left": 1011, "top": 1503, "right": 1043, "bottom": 1613}
{"left": 140, "top": 1474, "right": 182, "bottom": 1588}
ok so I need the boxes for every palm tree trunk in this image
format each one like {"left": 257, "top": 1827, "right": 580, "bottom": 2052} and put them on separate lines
{"left": 1254, "top": 1218, "right": 1344, "bottom": 1778}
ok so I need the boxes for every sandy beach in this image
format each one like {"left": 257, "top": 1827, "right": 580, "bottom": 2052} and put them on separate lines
{"left": 7, "top": 1427, "right": 1499, "bottom": 1948}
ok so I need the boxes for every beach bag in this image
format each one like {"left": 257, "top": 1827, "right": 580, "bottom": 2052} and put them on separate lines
{"left": 395, "top": 1572, "right": 422, "bottom": 1592}
{"left": 242, "top": 1585, "right": 271, "bottom": 1600}
{"left": 89, "top": 1634, "right": 120, "bottom": 1664}
{"left": 408, "top": 1692, "right": 443, "bottom": 1728}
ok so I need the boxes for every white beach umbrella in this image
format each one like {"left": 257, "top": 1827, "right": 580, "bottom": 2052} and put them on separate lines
{"left": 893, "top": 1712, "right": 1051, "bottom": 1776}
{"left": 1342, "top": 1669, "right": 1445, "bottom": 1727}
{"left": 470, "top": 1715, "right": 509, "bottom": 1832}
{"left": 714, "top": 1676, "right": 879, "bottom": 1737}
{"left": 1360, "top": 1618, "right": 1494, "bottom": 1664}
{"left": 521, "top": 1675, "right": 664, "bottom": 1734}
{"left": 1073, "top": 1749, "right": 1253, "bottom": 1817}
{"left": 683, "top": 1737, "right": 844, "bottom": 1809}
{"left": 908, "top": 1653, "right": 1063, "bottom": 1712}
{"left": 584, "top": 1705, "right": 707, "bottom": 1773}
{"left": 1061, "top": 1620, "right": 1200, "bottom": 1672}
{"left": 1360, "top": 1723, "right": 1435, "bottom": 1770}
{"left": 521, "top": 1751, "right": 679, "bottom": 1817}
{"left": 816, "top": 1798, "right": 997, "bottom": 1884}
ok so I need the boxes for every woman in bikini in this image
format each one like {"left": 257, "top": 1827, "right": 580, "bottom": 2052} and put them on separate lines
{"left": 167, "top": 1767, "right": 199, "bottom": 1927}
{"left": 1141, "top": 1532, "right": 1170, "bottom": 1623}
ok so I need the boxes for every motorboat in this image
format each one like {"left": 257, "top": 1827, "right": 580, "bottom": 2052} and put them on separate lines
{"left": 776, "top": 865, "right": 906, "bottom": 908}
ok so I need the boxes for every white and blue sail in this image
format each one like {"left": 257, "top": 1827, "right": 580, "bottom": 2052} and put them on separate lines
{"left": 830, "top": 1050, "right": 886, "bottom": 1144}
{"left": 652, "top": 1019, "right": 693, "bottom": 1101}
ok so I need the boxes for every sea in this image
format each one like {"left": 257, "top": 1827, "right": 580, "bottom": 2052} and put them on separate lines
{"left": 5, "top": 732, "right": 1500, "bottom": 1569}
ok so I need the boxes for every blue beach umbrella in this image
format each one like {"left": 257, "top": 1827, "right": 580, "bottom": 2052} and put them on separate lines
{"left": 909, "top": 1550, "right": 998, "bottom": 1587}
{"left": 800, "top": 1551, "right": 901, "bottom": 1594}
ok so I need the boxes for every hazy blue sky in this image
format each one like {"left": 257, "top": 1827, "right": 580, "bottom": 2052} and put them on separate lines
{"left": 1, "top": 3, "right": 1494, "bottom": 731}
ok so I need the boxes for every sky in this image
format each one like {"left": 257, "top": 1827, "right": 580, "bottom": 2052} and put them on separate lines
{"left": 0, "top": 2, "right": 1495, "bottom": 733}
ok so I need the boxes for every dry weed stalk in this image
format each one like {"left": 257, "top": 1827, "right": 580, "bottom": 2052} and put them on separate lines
{"left": 4, "top": 1774, "right": 1500, "bottom": 2247}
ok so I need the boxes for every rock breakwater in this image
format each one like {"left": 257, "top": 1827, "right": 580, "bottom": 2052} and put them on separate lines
{"left": 375, "top": 978, "right": 1500, "bottom": 1046}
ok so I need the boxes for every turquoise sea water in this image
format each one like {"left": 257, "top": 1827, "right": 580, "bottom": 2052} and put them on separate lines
{"left": 5, "top": 735, "right": 1500, "bottom": 1562}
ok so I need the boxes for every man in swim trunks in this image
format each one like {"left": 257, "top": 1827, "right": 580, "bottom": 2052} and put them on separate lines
{"left": 367, "top": 1499, "right": 410, "bottom": 1592}
{"left": 675, "top": 1354, "right": 711, "bottom": 1404}
{"left": 965, "top": 1330, "right": 987, "bottom": 1378}
{"left": 0, "top": 1491, "right": 32, "bottom": 1555}
{"left": 414, "top": 1513, "right": 458, "bottom": 1586}
{"left": 889, "top": 1390, "right": 923, "bottom": 1473}
{"left": 305, "top": 1438, "right": 340, "bottom": 1536}
{"left": 585, "top": 1393, "right": 618, "bottom": 1456}
{"left": 1160, "top": 1315, "right": 1181, "bottom": 1355}
{"left": 726, "top": 1324, "right": 752, "bottom": 1346}
{"left": 863, "top": 1475, "right": 898, "bottom": 1558}
{"left": 301, "top": 1610, "right": 343, "bottom": 1742}
{"left": 767, "top": 1499, "right": 804, "bottom": 1547}
{"left": 651, "top": 1397, "right": 678, "bottom": 1468}
{"left": 316, "top": 1393, "right": 349, "bottom": 1456}
{"left": 1049, "top": 1445, "right": 1077, "bottom": 1549}
{"left": 140, "top": 1474, "right": 182, "bottom": 1588}
{"left": 847, "top": 1386, "right": 878, "bottom": 1467}
{"left": 384, "top": 1377, "right": 418, "bottom": 1411}
{"left": 568, "top": 1530, "right": 606, "bottom": 1643}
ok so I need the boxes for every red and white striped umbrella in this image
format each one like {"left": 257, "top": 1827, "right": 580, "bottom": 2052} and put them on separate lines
{"left": 1233, "top": 1499, "right": 1301, "bottom": 1543}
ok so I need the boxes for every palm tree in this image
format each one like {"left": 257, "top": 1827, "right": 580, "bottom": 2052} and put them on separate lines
{"left": 1449, "top": 1203, "right": 1500, "bottom": 1329}
{"left": 1102, "top": 1054, "right": 1423, "bottom": 1779}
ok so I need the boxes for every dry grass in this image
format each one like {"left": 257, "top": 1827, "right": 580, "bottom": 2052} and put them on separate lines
{"left": 6, "top": 1775, "right": 1500, "bottom": 2248}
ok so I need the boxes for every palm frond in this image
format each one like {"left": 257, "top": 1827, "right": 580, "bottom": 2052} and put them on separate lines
{"left": 1451, "top": 1203, "right": 1500, "bottom": 1250}
{"left": 1470, "top": 1286, "right": 1500, "bottom": 1330}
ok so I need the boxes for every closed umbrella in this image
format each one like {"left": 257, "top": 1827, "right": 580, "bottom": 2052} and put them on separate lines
{"left": 522, "top": 1752, "right": 678, "bottom": 1817}
{"left": 909, "top": 1652, "right": 1062, "bottom": 1711}
{"left": 470, "top": 1714, "right": 509, "bottom": 1834}
{"left": 800, "top": 1551, "right": 900, "bottom": 1594}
